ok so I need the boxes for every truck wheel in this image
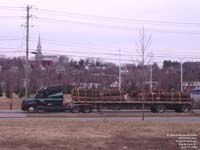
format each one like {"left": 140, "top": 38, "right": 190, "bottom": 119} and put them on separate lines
{"left": 181, "top": 105, "right": 191, "bottom": 113}
{"left": 28, "top": 106, "right": 36, "bottom": 113}
{"left": 82, "top": 105, "right": 92, "bottom": 113}
{"left": 156, "top": 105, "right": 166, "bottom": 113}
{"left": 71, "top": 105, "right": 80, "bottom": 113}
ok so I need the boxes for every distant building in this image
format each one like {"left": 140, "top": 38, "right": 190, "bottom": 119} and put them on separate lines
{"left": 121, "top": 66, "right": 129, "bottom": 74}
{"left": 32, "top": 35, "right": 58, "bottom": 68}
{"left": 56, "top": 65, "right": 66, "bottom": 73}
{"left": 9, "top": 66, "right": 18, "bottom": 72}
{"left": 183, "top": 81, "right": 200, "bottom": 92}
{"left": 110, "top": 81, "right": 118, "bottom": 88}
{"left": 0, "top": 65, "right": 2, "bottom": 72}
{"left": 144, "top": 81, "right": 159, "bottom": 90}
{"left": 72, "top": 82, "right": 101, "bottom": 88}
{"left": 191, "top": 89, "right": 200, "bottom": 108}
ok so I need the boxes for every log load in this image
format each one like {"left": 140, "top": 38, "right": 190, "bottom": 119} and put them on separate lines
{"left": 129, "top": 90, "right": 190, "bottom": 101}
{"left": 71, "top": 88, "right": 124, "bottom": 101}
{"left": 72, "top": 88, "right": 190, "bottom": 102}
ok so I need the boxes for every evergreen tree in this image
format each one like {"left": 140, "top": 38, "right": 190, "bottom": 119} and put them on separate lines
{"left": 0, "top": 84, "right": 3, "bottom": 97}
{"left": 18, "top": 88, "right": 25, "bottom": 98}
{"left": 5, "top": 81, "right": 11, "bottom": 98}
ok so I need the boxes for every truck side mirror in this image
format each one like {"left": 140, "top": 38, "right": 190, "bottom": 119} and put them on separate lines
{"left": 35, "top": 93, "right": 39, "bottom": 99}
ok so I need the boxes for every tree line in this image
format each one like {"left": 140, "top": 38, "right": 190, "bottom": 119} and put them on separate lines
{"left": 0, "top": 56, "right": 199, "bottom": 98}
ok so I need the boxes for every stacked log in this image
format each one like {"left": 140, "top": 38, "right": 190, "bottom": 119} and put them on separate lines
{"left": 71, "top": 88, "right": 123, "bottom": 101}
{"left": 128, "top": 90, "right": 190, "bottom": 101}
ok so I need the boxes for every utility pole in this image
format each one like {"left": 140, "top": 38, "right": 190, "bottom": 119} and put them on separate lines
{"left": 118, "top": 49, "right": 121, "bottom": 92}
{"left": 150, "top": 64, "right": 152, "bottom": 93}
{"left": 118, "top": 49, "right": 122, "bottom": 100}
{"left": 141, "top": 28, "right": 146, "bottom": 121}
{"left": 180, "top": 61, "right": 183, "bottom": 92}
{"left": 142, "top": 46, "right": 145, "bottom": 121}
{"left": 149, "top": 51, "right": 153, "bottom": 93}
{"left": 25, "top": 5, "right": 31, "bottom": 98}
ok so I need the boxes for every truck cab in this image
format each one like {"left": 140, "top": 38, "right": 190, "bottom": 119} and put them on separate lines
{"left": 21, "top": 85, "right": 65, "bottom": 113}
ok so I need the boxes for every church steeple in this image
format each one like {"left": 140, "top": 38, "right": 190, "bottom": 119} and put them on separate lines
{"left": 37, "top": 34, "right": 42, "bottom": 55}
{"left": 36, "top": 34, "right": 43, "bottom": 65}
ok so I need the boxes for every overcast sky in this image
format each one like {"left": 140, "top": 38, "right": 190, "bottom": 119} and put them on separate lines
{"left": 0, "top": 0, "right": 200, "bottom": 65}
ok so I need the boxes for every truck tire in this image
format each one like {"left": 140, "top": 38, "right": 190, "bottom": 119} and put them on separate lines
{"left": 181, "top": 104, "right": 191, "bottom": 113}
{"left": 82, "top": 105, "right": 92, "bottom": 113}
{"left": 71, "top": 105, "right": 80, "bottom": 113}
{"left": 27, "top": 106, "right": 36, "bottom": 113}
{"left": 156, "top": 105, "right": 166, "bottom": 113}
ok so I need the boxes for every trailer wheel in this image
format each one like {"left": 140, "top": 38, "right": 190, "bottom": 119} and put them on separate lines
{"left": 27, "top": 106, "right": 36, "bottom": 113}
{"left": 181, "top": 105, "right": 191, "bottom": 113}
{"left": 71, "top": 105, "right": 80, "bottom": 113}
{"left": 156, "top": 105, "right": 166, "bottom": 113}
{"left": 82, "top": 105, "right": 92, "bottom": 113}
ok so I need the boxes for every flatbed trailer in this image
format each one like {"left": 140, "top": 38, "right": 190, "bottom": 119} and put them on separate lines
{"left": 69, "top": 88, "right": 192, "bottom": 113}
{"left": 69, "top": 98, "right": 192, "bottom": 113}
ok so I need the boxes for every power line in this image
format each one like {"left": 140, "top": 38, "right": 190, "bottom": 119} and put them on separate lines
{"left": 33, "top": 49, "right": 120, "bottom": 56}
{"left": 29, "top": 38, "right": 200, "bottom": 59}
{"left": 36, "top": 8, "right": 200, "bottom": 27}
{"left": 41, "top": 51, "right": 167, "bottom": 65}
{"left": 0, "top": 5, "right": 24, "bottom": 9}
{"left": 0, "top": 38, "right": 24, "bottom": 41}
{"left": 30, "top": 38, "right": 200, "bottom": 56}
{"left": 0, "top": 47, "right": 23, "bottom": 50}
{"left": 0, "top": 50, "right": 24, "bottom": 53}
{"left": 1, "top": 5, "right": 200, "bottom": 62}
{"left": 36, "top": 17, "right": 200, "bottom": 35}
{"left": 41, "top": 51, "right": 138, "bottom": 63}
{"left": 37, "top": 17, "right": 137, "bottom": 30}
{"left": 0, "top": 46, "right": 198, "bottom": 63}
{"left": 37, "top": 48, "right": 200, "bottom": 61}
{"left": 27, "top": 43, "right": 200, "bottom": 60}
{"left": 30, "top": 38, "right": 121, "bottom": 52}
{"left": 0, "top": 36, "right": 24, "bottom": 38}
{"left": 0, "top": 16, "right": 24, "bottom": 18}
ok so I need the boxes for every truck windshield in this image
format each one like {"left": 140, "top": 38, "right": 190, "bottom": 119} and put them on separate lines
{"left": 35, "top": 85, "right": 63, "bottom": 99}
{"left": 36, "top": 90, "right": 47, "bottom": 98}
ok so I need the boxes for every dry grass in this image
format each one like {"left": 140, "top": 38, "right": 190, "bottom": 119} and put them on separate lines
{"left": 0, "top": 96, "right": 21, "bottom": 110}
{"left": 27, "top": 111, "right": 200, "bottom": 118}
{"left": 0, "top": 119, "right": 199, "bottom": 150}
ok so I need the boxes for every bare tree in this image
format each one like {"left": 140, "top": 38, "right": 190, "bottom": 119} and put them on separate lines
{"left": 135, "top": 27, "right": 152, "bottom": 120}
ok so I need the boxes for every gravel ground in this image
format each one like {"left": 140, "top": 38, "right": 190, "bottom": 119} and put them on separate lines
{"left": 0, "top": 119, "right": 199, "bottom": 150}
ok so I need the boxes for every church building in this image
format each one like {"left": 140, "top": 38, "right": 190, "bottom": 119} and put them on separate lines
{"left": 33, "top": 35, "right": 58, "bottom": 67}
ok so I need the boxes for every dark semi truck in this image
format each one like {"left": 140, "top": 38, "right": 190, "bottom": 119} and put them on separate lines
{"left": 21, "top": 85, "right": 192, "bottom": 113}
{"left": 21, "top": 85, "right": 66, "bottom": 113}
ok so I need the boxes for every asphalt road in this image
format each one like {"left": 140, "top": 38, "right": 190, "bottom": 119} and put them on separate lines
{"left": 0, "top": 110, "right": 26, "bottom": 118}
{"left": 0, "top": 110, "right": 200, "bottom": 121}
